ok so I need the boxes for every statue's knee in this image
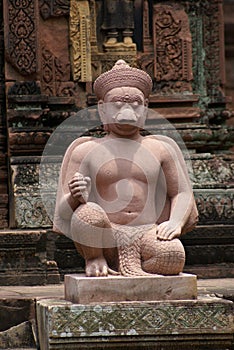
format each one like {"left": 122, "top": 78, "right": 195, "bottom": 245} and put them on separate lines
{"left": 141, "top": 239, "right": 185, "bottom": 275}
{"left": 70, "top": 202, "right": 110, "bottom": 248}
{"left": 72, "top": 202, "right": 110, "bottom": 228}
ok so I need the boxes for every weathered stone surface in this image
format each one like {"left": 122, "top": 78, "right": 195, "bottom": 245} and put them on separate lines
{"left": 0, "top": 299, "right": 34, "bottom": 332}
{"left": 36, "top": 297, "right": 234, "bottom": 350}
{"left": 0, "top": 321, "right": 36, "bottom": 349}
{"left": 64, "top": 273, "right": 197, "bottom": 304}
{"left": 0, "top": 230, "right": 60, "bottom": 286}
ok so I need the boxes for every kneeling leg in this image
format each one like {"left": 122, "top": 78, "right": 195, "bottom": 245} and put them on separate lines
{"left": 141, "top": 229, "right": 185, "bottom": 275}
{"left": 70, "top": 202, "right": 117, "bottom": 276}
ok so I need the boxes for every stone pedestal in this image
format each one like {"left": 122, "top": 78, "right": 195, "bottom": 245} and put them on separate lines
{"left": 36, "top": 297, "right": 234, "bottom": 350}
{"left": 65, "top": 273, "right": 197, "bottom": 304}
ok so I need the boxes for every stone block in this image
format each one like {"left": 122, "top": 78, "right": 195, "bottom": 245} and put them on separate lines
{"left": 0, "top": 321, "right": 36, "bottom": 349}
{"left": 36, "top": 297, "right": 234, "bottom": 350}
{"left": 64, "top": 273, "right": 197, "bottom": 304}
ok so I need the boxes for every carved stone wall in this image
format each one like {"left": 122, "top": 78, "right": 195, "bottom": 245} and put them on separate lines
{"left": 0, "top": 0, "right": 8, "bottom": 228}
{"left": 224, "top": 0, "right": 234, "bottom": 126}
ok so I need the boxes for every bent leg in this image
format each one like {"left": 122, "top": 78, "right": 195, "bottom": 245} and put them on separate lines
{"left": 70, "top": 202, "right": 117, "bottom": 276}
{"left": 141, "top": 229, "right": 185, "bottom": 275}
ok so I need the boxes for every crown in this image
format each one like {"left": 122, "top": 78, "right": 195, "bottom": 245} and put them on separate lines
{"left": 93, "top": 60, "right": 152, "bottom": 100}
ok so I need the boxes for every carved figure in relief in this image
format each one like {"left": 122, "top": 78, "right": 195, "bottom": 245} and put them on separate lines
{"left": 54, "top": 60, "right": 198, "bottom": 277}
{"left": 101, "top": 0, "right": 134, "bottom": 45}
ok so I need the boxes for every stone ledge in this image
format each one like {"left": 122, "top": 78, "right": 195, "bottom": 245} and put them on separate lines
{"left": 64, "top": 273, "right": 197, "bottom": 303}
{"left": 37, "top": 297, "right": 234, "bottom": 350}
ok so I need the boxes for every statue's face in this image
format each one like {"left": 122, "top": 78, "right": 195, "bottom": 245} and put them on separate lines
{"left": 98, "top": 87, "right": 148, "bottom": 137}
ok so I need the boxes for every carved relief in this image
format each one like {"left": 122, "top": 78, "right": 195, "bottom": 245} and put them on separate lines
{"left": 69, "top": 0, "right": 92, "bottom": 82}
{"left": 8, "top": 81, "right": 41, "bottom": 96}
{"left": 202, "top": 0, "right": 225, "bottom": 101}
{"left": 0, "top": 0, "right": 8, "bottom": 228}
{"left": 192, "top": 156, "right": 234, "bottom": 188}
{"left": 12, "top": 161, "right": 59, "bottom": 228}
{"left": 4, "top": 0, "right": 38, "bottom": 75}
{"left": 194, "top": 190, "right": 234, "bottom": 224}
{"left": 89, "top": 0, "right": 98, "bottom": 53}
{"left": 41, "top": 44, "right": 73, "bottom": 96}
{"left": 49, "top": 302, "right": 231, "bottom": 337}
{"left": 152, "top": 3, "right": 193, "bottom": 94}
{"left": 39, "top": 0, "right": 70, "bottom": 20}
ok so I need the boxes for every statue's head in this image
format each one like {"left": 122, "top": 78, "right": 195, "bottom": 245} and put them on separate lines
{"left": 94, "top": 60, "right": 153, "bottom": 135}
{"left": 94, "top": 60, "right": 152, "bottom": 100}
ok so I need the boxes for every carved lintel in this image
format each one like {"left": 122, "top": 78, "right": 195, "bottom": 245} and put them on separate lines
{"left": 69, "top": 0, "right": 92, "bottom": 82}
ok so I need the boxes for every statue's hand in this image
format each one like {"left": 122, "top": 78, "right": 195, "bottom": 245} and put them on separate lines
{"left": 157, "top": 221, "right": 182, "bottom": 241}
{"left": 68, "top": 172, "right": 91, "bottom": 203}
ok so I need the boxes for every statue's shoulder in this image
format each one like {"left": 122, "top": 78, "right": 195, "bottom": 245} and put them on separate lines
{"left": 66, "top": 136, "right": 96, "bottom": 154}
{"left": 144, "top": 134, "right": 180, "bottom": 150}
{"left": 60, "top": 136, "right": 97, "bottom": 164}
{"left": 69, "top": 136, "right": 95, "bottom": 149}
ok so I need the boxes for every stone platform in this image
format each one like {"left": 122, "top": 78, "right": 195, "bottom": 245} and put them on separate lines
{"left": 0, "top": 279, "right": 233, "bottom": 349}
{"left": 37, "top": 297, "right": 234, "bottom": 350}
{"left": 65, "top": 273, "right": 197, "bottom": 303}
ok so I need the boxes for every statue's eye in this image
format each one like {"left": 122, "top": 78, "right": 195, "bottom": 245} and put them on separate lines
{"left": 115, "top": 101, "right": 123, "bottom": 107}
{"left": 132, "top": 101, "right": 140, "bottom": 108}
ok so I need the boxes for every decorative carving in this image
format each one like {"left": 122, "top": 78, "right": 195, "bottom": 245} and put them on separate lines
{"left": 8, "top": 81, "right": 41, "bottom": 96}
{"left": 69, "top": 0, "right": 92, "bottom": 82}
{"left": 4, "top": 0, "right": 38, "bottom": 75}
{"left": 152, "top": 3, "right": 193, "bottom": 94}
{"left": 15, "top": 196, "right": 53, "bottom": 228}
{"left": 39, "top": 0, "right": 69, "bottom": 20}
{"left": 194, "top": 190, "right": 234, "bottom": 224}
{"left": 0, "top": 0, "right": 8, "bottom": 228}
{"left": 9, "top": 132, "right": 50, "bottom": 153}
{"left": 143, "top": 0, "right": 152, "bottom": 52}
{"left": 11, "top": 162, "right": 59, "bottom": 228}
{"left": 192, "top": 155, "right": 234, "bottom": 188}
{"left": 89, "top": 0, "right": 98, "bottom": 53}
{"left": 41, "top": 44, "right": 73, "bottom": 96}
{"left": 48, "top": 302, "right": 231, "bottom": 337}
{"left": 202, "top": 0, "right": 225, "bottom": 101}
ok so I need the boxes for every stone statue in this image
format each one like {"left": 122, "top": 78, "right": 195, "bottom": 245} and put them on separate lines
{"left": 53, "top": 60, "right": 198, "bottom": 277}
{"left": 101, "top": 0, "right": 134, "bottom": 45}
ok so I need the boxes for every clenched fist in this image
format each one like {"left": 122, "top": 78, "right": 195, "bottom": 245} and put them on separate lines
{"left": 68, "top": 172, "right": 91, "bottom": 204}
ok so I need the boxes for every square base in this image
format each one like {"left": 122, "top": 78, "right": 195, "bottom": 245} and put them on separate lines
{"left": 65, "top": 273, "right": 197, "bottom": 303}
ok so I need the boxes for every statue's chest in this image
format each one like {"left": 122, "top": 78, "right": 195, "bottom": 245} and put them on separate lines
{"left": 93, "top": 158, "right": 160, "bottom": 187}
{"left": 88, "top": 140, "right": 161, "bottom": 184}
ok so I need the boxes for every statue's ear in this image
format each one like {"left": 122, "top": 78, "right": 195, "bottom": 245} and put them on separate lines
{"left": 144, "top": 98, "right": 149, "bottom": 107}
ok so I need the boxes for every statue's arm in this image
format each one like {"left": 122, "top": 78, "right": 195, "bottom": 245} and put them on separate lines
{"left": 157, "top": 139, "right": 195, "bottom": 240}
{"left": 56, "top": 139, "right": 92, "bottom": 221}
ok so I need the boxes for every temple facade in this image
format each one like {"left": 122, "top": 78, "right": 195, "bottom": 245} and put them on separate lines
{"left": 0, "top": 0, "right": 233, "bottom": 284}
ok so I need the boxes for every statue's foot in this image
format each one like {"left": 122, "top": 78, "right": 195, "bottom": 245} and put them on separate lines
{"left": 85, "top": 257, "right": 108, "bottom": 277}
{"left": 123, "top": 36, "right": 133, "bottom": 44}
{"left": 106, "top": 37, "right": 117, "bottom": 45}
